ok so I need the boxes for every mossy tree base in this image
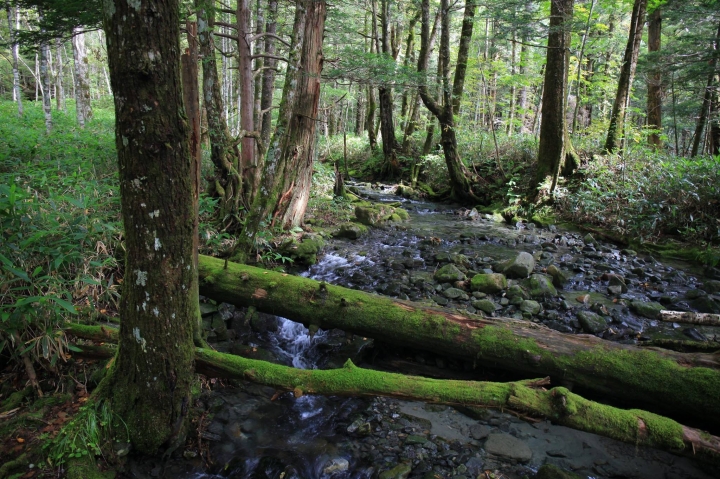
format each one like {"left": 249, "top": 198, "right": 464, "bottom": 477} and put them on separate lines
{"left": 196, "top": 255, "right": 720, "bottom": 432}
{"left": 64, "top": 329, "right": 720, "bottom": 463}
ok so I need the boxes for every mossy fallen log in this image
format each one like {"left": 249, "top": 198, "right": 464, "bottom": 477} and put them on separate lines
{"left": 197, "top": 254, "right": 720, "bottom": 431}
{"left": 64, "top": 327, "right": 720, "bottom": 464}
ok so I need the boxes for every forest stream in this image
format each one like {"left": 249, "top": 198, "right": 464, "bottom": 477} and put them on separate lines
{"left": 132, "top": 184, "right": 720, "bottom": 479}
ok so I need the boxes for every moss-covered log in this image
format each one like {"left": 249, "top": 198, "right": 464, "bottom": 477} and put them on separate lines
{"left": 197, "top": 254, "right": 720, "bottom": 431}
{"left": 64, "top": 329, "right": 720, "bottom": 464}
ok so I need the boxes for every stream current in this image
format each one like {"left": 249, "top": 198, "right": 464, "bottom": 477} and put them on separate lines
{"left": 147, "top": 185, "right": 720, "bottom": 479}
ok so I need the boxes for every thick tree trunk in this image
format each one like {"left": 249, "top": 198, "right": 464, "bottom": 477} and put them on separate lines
{"left": 66, "top": 329, "right": 720, "bottom": 463}
{"left": 534, "top": 0, "right": 573, "bottom": 199}
{"left": 239, "top": 0, "right": 326, "bottom": 258}
{"left": 72, "top": 29, "right": 93, "bottom": 128}
{"left": 197, "top": 1, "right": 243, "bottom": 227}
{"left": 378, "top": 0, "right": 400, "bottom": 178}
{"left": 6, "top": 3, "right": 22, "bottom": 116}
{"left": 711, "top": 80, "right": 720, "bottom": 155}
{"left": 604, "top": 0, "right": 647, "bottom": 153}
{"left": 237, "top": 0, "right": 257, "bottom": 198}
{"left": 260, "top": 0, "right": 279, "bottom": 148}
{"left": 101, "top": 0, "right": 197, "bottom": 454}
{"left": 647, "top": 8, "right": 662, "bottom": 148}
{"left": 451, "top": 2, "right": 476, "bottom": 116}
{"left": 197, "top": 255, "right": 720, "bottom": 431}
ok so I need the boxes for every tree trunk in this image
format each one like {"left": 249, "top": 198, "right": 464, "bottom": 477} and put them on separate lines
{"left": 237, "top": 0, "right": 257, "bottom": 198}
{"left": 647, "top": 7, "right": 662, "bottom": 148}
{"left": 534, "top": 0, "right": 573, "bottom": 199}
{"left": 690, "top": 21, "right": 720, "bottom": 158}
{"left": 100, "top": 0, "right": 197, "bottom": 454}
{"left": 378, "top": 0, "right": 400, "bottom": 178}
{"left": 604, "top": 0, "right": 647, "bottom": 153}
{"left": 417, "top": 0, "right": 479, "bottom": 203}
{"left": 711, "top": 78, "right": 720, "bottom": 155}
{"left": 54, "top": 39, "right": 65, "bottom": 111}
{"left": 6, "top": 3, "right": 23, "bottom": 116}
{"left": 260, "top": 0, "right": 279, "bottom": 148}
{"left": 451, "top": 1, "right": 476, "bottom": 117}
{"left": 197, "top": 254, "right": 720, "bottom": 431}
{"left": 39, "top": 9, "right": 52, "bottom": 133}
{"left": 239, "top": 0, "right": 326, "bottom": 258}
{"left": 72, "top": 29, "right": 93, "bottom": 128}
{"left": 197, "top": 0, "right": 243, "bottom": 228}
{"left": 66, "top": 329, "right": 720, "bottom": 463}
{"left": 571, "top": 0, "right": 595, "bottom": 134}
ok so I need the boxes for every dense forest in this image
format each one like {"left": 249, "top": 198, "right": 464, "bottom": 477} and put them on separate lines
{"left": 1, "top": 0, "right": 720, "bottom": 478}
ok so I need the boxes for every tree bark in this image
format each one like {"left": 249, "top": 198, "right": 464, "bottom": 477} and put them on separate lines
{"left": 39, "top": 9, "right": 52, "bottom": 133}
{"left": 417, "top": 0, "right": 480, "bottom": 203}
{"left": 197, "top": 254, "right": 720, "bottom": 431}
{"left": 378, "top": 0, "right": 400, "bottom": 178}
{"left": 690, "top": 21, "right": 720, "bottom": 158}
{"left": 659, "top": 310, "right": 720, "bottom": 326}
{"left": 647, "top": 7, "right": 662, "bottom": 148}
{"left": 66, "top": 329, "right": 720, "bottom": 464}
{"left": 101, "top": 0, "right": 197, "bottom": 454}
{"left": 5, "top": 3, "right": 23, "bottom": 116}
{"left": 54, "top": 39, "right": 65, "bottom": 111}
{"left": 72, "top": 28, "right": 93, "bottom": 128}
{"left": 604, "top": 0, "right": 647, "bottom": 153}
{"left": 196, "top": 0, "right": 243, "bottom": 228}
{"left": 260, "top": 0, "right": 279, "bottom": 148}
{"left": 534, "top": 0, "right": 573, "bottom": 199}
{"left": 237, "top": 0, "right": 257, "bottom": 198}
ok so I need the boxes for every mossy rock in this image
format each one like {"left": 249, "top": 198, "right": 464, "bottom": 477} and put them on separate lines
{"left": 334, "top": 222, "right": 368, "bottom": 240}
{"left": 282, "top": 236, "right": 325, "bottom": 266}
{"left": 354, "top": 204, "right": 393, "bottom": 226}
{"left": 577, "top": 310, "right": 608, "bottom": 334}
{"left": 506, "top": 284, "right": 529, "bottom": 301}
{"left": 536, "top": 464, "right": 583, "bottom": 479}
{"left": 630, "top": 300, "right": 664, "bottom": 319}
{"left": 434, "top": 264, "right": 466, "bottom": 283}
{"left": 378, "top": 462, "right": 412, "bottom": 479}
{"left": 690, "top": 296, "right": 720, "bottom": 314}
{"left": 519, "top": 300, "right": 542, "bottom": 316}
{"left": 470, "top": 273, "right": 507, "bottom": 293}
{"left": 503, "top": 252, "right": 536, "bottom": 279}
{"left": 546, "top": 264, "right": 571, "bottom": 287}
{"left": 472, "top": 299, "right": 498, "bottom": 314}
{"left": 524, "top": 274, "right": 557, "bottom": 298}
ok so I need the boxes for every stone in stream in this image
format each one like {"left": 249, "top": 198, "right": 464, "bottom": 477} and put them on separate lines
{"left": 583, "top": 233, "right": 597, "bottom": 245}
{"left": 472, "top": 299, "right": 498, "bottom": 314}
{"left": 443, "top": 287, "right": 468, "bottom": 300}
{"left": 434, "top": 264, "right": 467, "bottom": 283}
{"left": 524, "top": 274, "right": 557, "bottom": 298}
{"left": 484, "top": 433, "right": 532, "bottom": 463}
{"left": 506, "top": 284, "right": 529, "bottom": 301}
{"left": 470, "top": 273, "right": 507, "bottom": 293}
{"left": 334, "top": 222, "right": 368, "bottom": 240}
{"left": 606, "top": 274, "right": 628, "bottom": 293}
{"left": 378, "top": 462, "right": 412, "bottom": 479}
{"left": 502, "top": 251, "right": 536, "bottom": 279}
{"left": 690, "top": 296, "right": 720, "bottom": 314}
{"left": 323, "top": 458, "right": 349, "bottom": 474}
{"left": 546, "top": 264, "right": 571, "bottom": 287}
{"left": 469, "top": 424, "right": 492, "bottom": 440}
{"left": 629, "top": 300, "right": 664, "bottom": 319}
{"left": 536, "top": 464, "right": 584, "bottom": 479}
{"left": 703, "top": 280, "right": 720, "bottom": 293}
{"left": 519, "top": 300, "right": 542, "bottom": 316}
{"left": 577, "top": 310, "right": 608, "bottom": 334}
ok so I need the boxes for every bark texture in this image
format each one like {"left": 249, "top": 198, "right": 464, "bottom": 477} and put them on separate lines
{"left": 604, "top": 0, "right": 647, "bottom": 153}
{"left": 690, "top": 21, "right": 720, "bottom": 157}
{"left": 6, "top": 3, "right": 23, "bottom": 115}
{"left": 197, "top": 255, "right": 720, "bottom": 431}
{"left": 646, "top": 8, "right": 662, "bottom": 148}
{"left": 72, "top": 29, "right": 93, "bottom": 128}
{"left": 101, "top": 0, "right": 197, "bottom": 454}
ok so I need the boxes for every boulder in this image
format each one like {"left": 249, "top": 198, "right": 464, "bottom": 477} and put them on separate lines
{"left": 334, "top": 222, "right": 368, "bottom": 240}
{"left": 378, "top": 462, "right": 412, "bottom": 479}
{"left": 577, "top": 310, "right": 608, "bottom": 334}
{"left": 519, "top": 300, "right": 542, "bottom": 316}
{"left": 472, "top": 299, "right": 498, "bottom": 314}
{"left": 630, "top": 300, "right": 664, "bottom": 319}
{"left": 434, "top": 264, "right": 466, "bottom": 283}
{"left": 484, "top": 433, "right": 532, "bottom": 463}
{"left": 470, "top": 273, "right": 507, "bottom": 293}
{"left": 524, "top": 274, "right": 557, "bottom": 298}
{"left": 503, "top": 252, "right": 536, "bottom": 278}
{"left": 546, "top": 264, "right": 571, "bottom": 287}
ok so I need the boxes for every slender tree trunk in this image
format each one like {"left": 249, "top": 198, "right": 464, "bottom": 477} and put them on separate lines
{"left": 507, "top": 26, "right": 517, "bottom": 135}
{"left": 691, "top": 21, "right": 720, "bottom": 158}
{"left": 197, "top": 0, "right": 243, "bottom": 226}
{"left": 39, "top": 10, "right": 52, "bottom": 133}
{"left": 417, "top": 0, "right": 479, "bottom": 202}
{"left": 604, "top": 0, "right": 647, "bottom": 153}
{"left": 647, "top": 8, "right": 662, "bottom": 148}
{"left": 260, "top": 0, "right": 279, "bottom": 148}
{"left": 240, "top": 0, "right": 327, "bottom": 258}
{"left": 355, "top": 92, "right": 365, "bottom": 134}
{"left": 254, "top": 0, "right": 264, "bottom": 130}
{"left": 100, "top": 0, "right": 197, "bottom": 454}
{"left": 6, "top": 3, "right": 23, "bottom": 116}
{"left": 571, "top": 0, "right": 595, "bottom": 134}
{"left": 54, "top": 39, "right": 65, "bottom": 111}
{"left": 710, "top": 82, "right": 720, "bottom": 155}
{"left": 534, "top": 0, "right": 573, "bottom": 199}
{"left": 72, "top": 29, "right": 93, "bottom": 128}
{"left": 237, "top": 0, "right": 257, "bottom": 198}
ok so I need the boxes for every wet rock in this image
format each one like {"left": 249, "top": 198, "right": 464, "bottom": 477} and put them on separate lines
{"left": 684, "top": 327, "right": 708, "bottom": 341}
{"left": 524, "top": 274, "right": 557, "bottom": 298}
{"left": 200, "top": 302, "right": 218, "bottom": 317}
{"left": 378, "top": 462, "right": 412, "bottom": 479}
{"left": 289, "top": 235, "right": 325, "bottom": 265}
{"left": 577, "top": 311, "right": 608, "bottom": 334}
{"left": 469, "top": 424, "right": 491, "bottom": 440}
{"left": 432, "top": 295, "right": 450, "bottom": 306}
{"left": 334, "top": 222, "right": 369, "bottom": 240}
{"left": 536, "top": 464, "right": 583, "bottom": 479}
{"left": 443, "top": 288, "right": 468, "bottom": 300}
{"left": 690, "top": 296, "right": 720, "bottom": 314}
{"left": 546, "top": 264, "right": 571, "bottom": 287}
{"left": 506, "top": 284, "right": 529, "bottom": 301}
{"left": 519, "top": 300, "right": 542, "bottom": 316}
{"left": 472, "top": 299, "right": 497, "bottom": 314}
{"left": 434, "top": 264, "right": 467, "bottom": 283}
{"left": 685, "top": 289, "right": 707, "bottom": 299}
{"left": 583, "top": 233, "right": 596, "bottom": 245}
{"left": 405, "top": 435, "right": 427, "bottom": 445}
{"left": 484, "top": 433, "right": 532, "bottom": 463}
{"left": 607, "top": 274, "right": 628, "bottom": 293}
{"left": 355, "top": 204, "right": 393, "bottom": 226}
{"left": 503, "top": 252, "right": 536, "bottom": 279}
{"left": 323, "top": 458, "right": 349, "bottom": 475}
{"left": 210, "top": 314, "right": 229, "bottom": 341}
{"left": 470, "top": 273, "right": 507, "bottom": 293}
{"left": 630, "top": 300, "right": 664, "bottom": 319}
{"left": 703, "top": 280, "right": 720, "bottom": 294}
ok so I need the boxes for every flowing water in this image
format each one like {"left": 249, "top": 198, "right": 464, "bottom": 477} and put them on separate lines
{"left": 150, "top": 184, "right": 719, "bottom": 479}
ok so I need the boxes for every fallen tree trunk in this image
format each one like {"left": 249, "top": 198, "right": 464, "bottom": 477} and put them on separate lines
{"left": 197, "top": 254, "right": 720, "bottom": 431}
{"left": 660, "top": 310, "right": 720, "bottom": 326}
{"left": 64, "top": 325, "right": 720, "bottom": 463}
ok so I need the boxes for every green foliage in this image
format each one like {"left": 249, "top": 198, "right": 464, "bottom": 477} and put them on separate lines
{"left": 44, "top": 400, "right": 129, "bottom": 467}
{"left": 0, "top": 101, "right": 120, "bottom": 368}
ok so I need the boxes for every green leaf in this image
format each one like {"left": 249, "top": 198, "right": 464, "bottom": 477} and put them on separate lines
{"left": 52, "top": 297, "right": 77, "bottom": 314}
